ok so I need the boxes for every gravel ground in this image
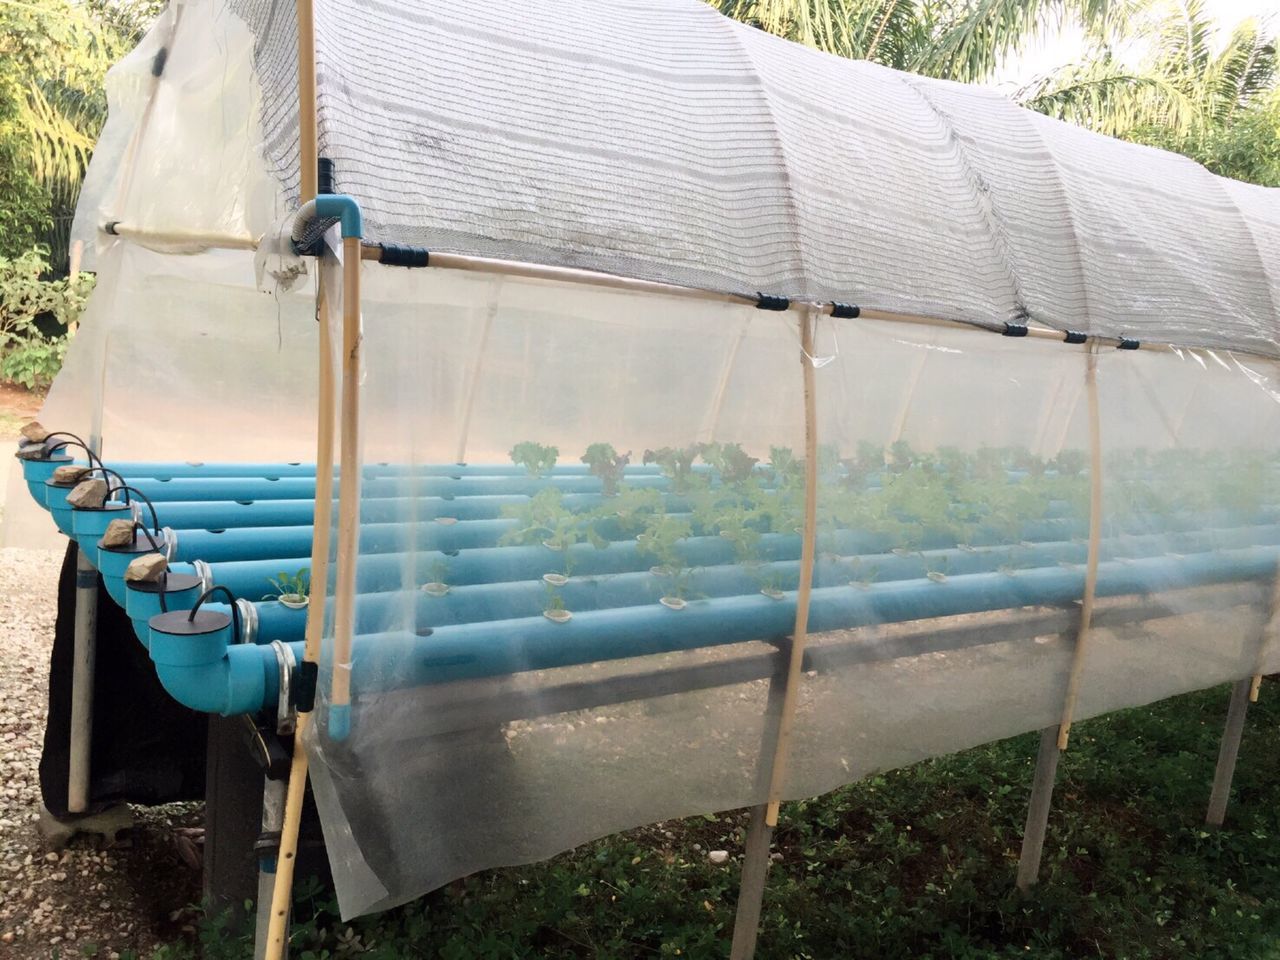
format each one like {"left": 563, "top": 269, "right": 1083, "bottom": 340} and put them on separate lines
{"left": 0, "top": 547, "right": 204, "bottom": 959}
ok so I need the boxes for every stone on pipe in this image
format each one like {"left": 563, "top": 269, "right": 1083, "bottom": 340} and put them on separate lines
{"left": 102, "top": 519, "right": 137, "bottom": 549}
{"left": 52, "top": 464, "right": 92, "bottom": 485}
{"left": 20, "top": 421, "right": 49, "bottom": 443}
{"left": 125, "top": 553, "right": 168, "bottom": 583}
{"left": 66, "top": 478, "right": 108, "bottom": 509}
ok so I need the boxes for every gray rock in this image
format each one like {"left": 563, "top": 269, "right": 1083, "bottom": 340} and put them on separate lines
{"left": 101, "top": 519, "right": 136, "bottom": 548}
{"left": 66, "top": 479, "right": 108, "bottom": 509}
{"left": 124, "top": 553, "right": 168, "bottom": 583}
{"left": 19, "top": 422, "right": 49, "bottom": 443}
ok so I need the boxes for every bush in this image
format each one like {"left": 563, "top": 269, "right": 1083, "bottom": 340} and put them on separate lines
{"left": 0, "top": 245, "right": 93, "bottom": 390}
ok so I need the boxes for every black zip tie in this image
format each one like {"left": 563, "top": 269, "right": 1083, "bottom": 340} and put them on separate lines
{"left": 151, "top": 47, "right": 168, "bottom": 77}
{"left": 1064, "top": 331, "right": 1087, "bottom": 344}
{"left": 829, "top": 302, "right": 860, "bottom": 319}
{"left": 755, "top": 293, "right": 789, "bottom": 311}
{"left": 293, "top": 661, "right": 319, "bottom": 713}
{"left": 1002, "top": 323, "right": 1028, "bottom": 338}
{"left": 103, "top": 221, "right": 120, "bottom": 236}
{"left": 1118, "top": 338, "right": 1140, "bottom": 350}
{"left": 378, "top": 243, "right": 430, "bottom": 268}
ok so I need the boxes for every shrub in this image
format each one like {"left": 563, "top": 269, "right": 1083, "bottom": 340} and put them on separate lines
{"left": 0, "top": 246, "right": 93, "bottom": 390}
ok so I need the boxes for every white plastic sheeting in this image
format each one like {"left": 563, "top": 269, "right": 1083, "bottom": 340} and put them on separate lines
{"left": 303, "top": 264, "right": 1280, "bottom": 916}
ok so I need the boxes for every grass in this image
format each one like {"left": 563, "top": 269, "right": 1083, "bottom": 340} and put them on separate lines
{"left": 142, "top": 683, "right": 1280, "bottom": 959}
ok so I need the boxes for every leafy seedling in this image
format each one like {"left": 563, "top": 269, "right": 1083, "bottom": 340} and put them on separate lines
{"left": 264, "top": 568, "right": 310, "bottom": 608}
{"left": 582, "top": 443, "right": 631, "bottom": 497}
{"left": 543, "top": 581, "right": 572, "bottom": 622}
{"left": 701, "top": 442, "right": 759, "bottom": 485}
{"left": 643, "top": 444, "right": 704, "bottom": 494}
{"left": 509, "top": 441, "right": 559, "bottom": 477}
{"left": 422, "top": 558, "right": 450, "bottom": 597}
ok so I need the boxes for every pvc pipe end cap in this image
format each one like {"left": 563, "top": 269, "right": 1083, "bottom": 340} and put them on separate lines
{"left": 127, "top": 573, "right": 203, "bottom": 595}
{"left": 328, "top": 704, "right": 352, "bottom": 742}
{"left": 149, "top": 609, "right": 231, "bottom": 636}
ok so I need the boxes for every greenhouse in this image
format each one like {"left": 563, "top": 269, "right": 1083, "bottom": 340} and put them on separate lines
{"left": 9, "top": 0, "right": 1280, "bottom": 958}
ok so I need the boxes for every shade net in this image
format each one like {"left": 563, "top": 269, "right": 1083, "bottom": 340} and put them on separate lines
{"left": 300, "top": 261, "right": 1280, "bottom": 918}
{"left": 222, "top": 0, "right": 1280, "bottom": 357}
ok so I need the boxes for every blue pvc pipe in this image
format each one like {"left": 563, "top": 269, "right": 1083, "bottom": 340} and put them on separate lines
{"left": 132, "top": 491, "right": 679, "bottom": 530}
{"left": 342, "top": 546, "right": 1280, "bottom": 694}
{"left": 105, "top": 460, "right": 664, "bottom": 479}
{"left": 125, "top": 473, "right": 674, "bottom": 503}
{"left": 134, "top": 544, "right": 1278, "bottom": 722}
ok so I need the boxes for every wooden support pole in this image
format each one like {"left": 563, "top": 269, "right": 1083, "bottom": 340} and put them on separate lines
{"left": 329, "top": 237, "right": 363, "bottom": 714}
{"left": 727, "top": 307, "right": 821, "bottom": 960}
{"left": 1016, "top": 726, "right": 1062, "bottom": 892}
{"left": 1205, "top": 678, "right": 1252, "bottom": 829}
{"left": 1057, "top": 346, "right": 1102, "bottom": 750}
{"left": 264, "top": 3, "right": 320, "bottom": 956}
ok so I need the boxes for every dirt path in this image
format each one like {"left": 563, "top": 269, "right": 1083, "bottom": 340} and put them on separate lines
{"left": 0, "top": 383, "right": 41, "bottom": 441}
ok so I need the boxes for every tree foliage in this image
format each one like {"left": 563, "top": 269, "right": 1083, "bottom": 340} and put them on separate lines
{"left": 0, "top": 0, "right": 162, "bottom": 267}
{"left": 1026, "top": 0, "right": 1279, "bottom": 184}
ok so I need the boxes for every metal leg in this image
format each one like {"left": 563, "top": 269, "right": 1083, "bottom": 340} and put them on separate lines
{"left": 255, "top": 779, "right": 288, "bottom": 960}
{"left": 67, "top": 545, "right": 98, "bottom": 814}
{"left": 1016, "top": 726, "right": 1062, "bottom": 892}
{"left": 1206, "top": 678, "right": 1252, "bottom": 828}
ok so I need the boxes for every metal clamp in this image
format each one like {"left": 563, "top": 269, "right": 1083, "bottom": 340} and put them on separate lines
{"left": 271, "top": 640, "right": 297, "bottom": 735}
{"left": 192, "top": 559, "right": 213, "bottom": 594}
{"left": 161, "top": 526, "right": 177, "bottom": 561}
{"left": 236, "top": 598, "right": 259, "bottom": 645}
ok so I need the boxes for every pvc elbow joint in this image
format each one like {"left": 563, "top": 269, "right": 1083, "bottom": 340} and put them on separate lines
{"left": 292, "top": 194, "right": 363, "bottom": 244}
{"left": 147, "top": 610, "right": 280, "bottom": 716}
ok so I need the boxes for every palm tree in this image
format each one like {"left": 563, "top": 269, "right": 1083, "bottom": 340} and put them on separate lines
{"left": 0, "top": 0, "right": 157, "bottom": 270}
{"left": 1022, "top": 0, "right": 1277, "bottom": 173}
{"left": 711, "top": 0, "right": 1123, "bottom": 83}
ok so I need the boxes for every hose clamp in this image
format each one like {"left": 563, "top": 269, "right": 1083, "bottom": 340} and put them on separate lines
{"left": 235, "top": 598, "right": 258, "bottom": 645}
{"left": 271, "top": 640, "right": 297, "bottom": 735}
{"left": 192, "top": 559, "right": 213, "bottom": 594}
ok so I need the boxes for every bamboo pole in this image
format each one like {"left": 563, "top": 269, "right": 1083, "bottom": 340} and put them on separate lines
{"left": 263, "top": 4, "right": 320, "bottom": 956}
{"left": 1056, "top": 345, "right": 1103, "bottom": 750}
{"left": 329, "top": 237, "right": 363, "bottom": 715}
{"left": 728, "top": 307, "right": 821, "bottom": 960}
{"left": 762, "top": 307, "right": 820, "bottom": 826}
